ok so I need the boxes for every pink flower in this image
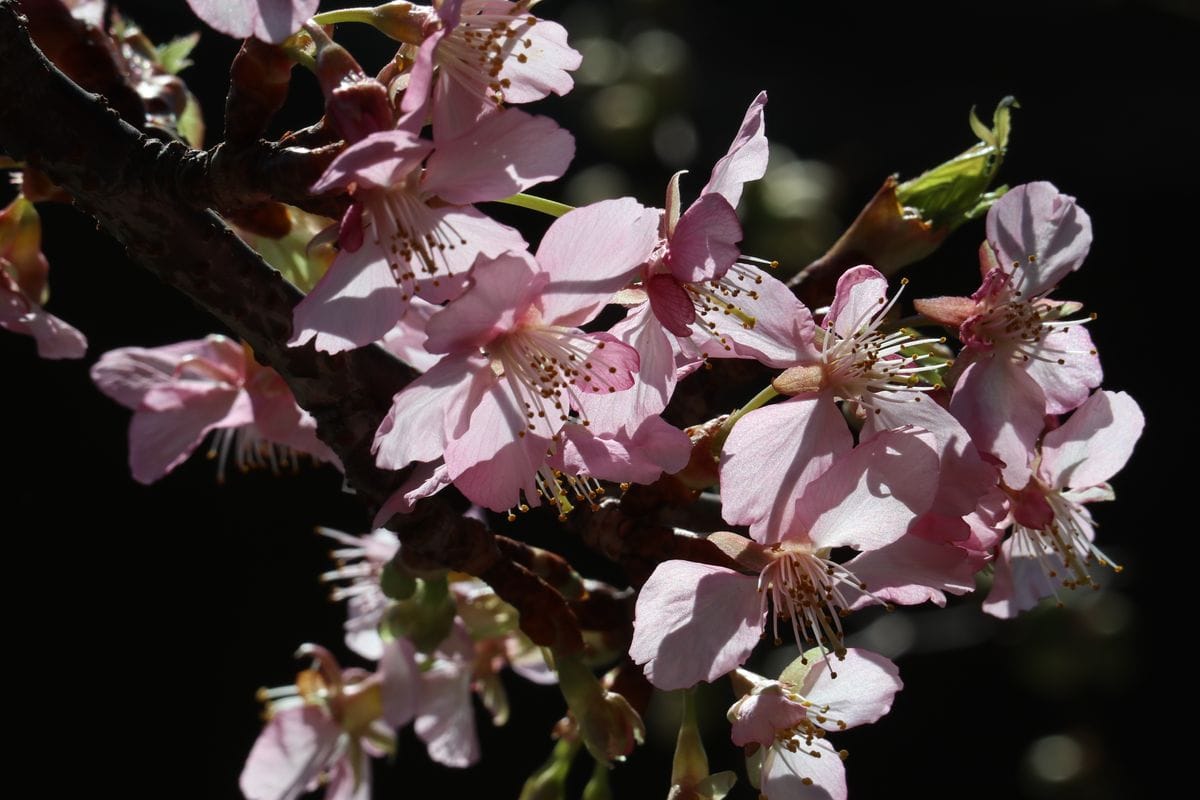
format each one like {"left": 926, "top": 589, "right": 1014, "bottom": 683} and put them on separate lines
{"left": 291, "top": 108, "right": 573, "bottom": 353}
{"left": 650, "top": 93, "right": 811, "bottom": 367}
{"left": 728, "top": 649, "right": 902, "bottom": 800}
{"left": 721, "top": 266, "right": 961, "bottom": 541}
{"left": 982, "top": 389, "right": 1143, "bottom": 617}
{"left": 91, "top": 335, "right": 338, "bottom": 483}
{"left": 186, "top": 0, "right": 319, "bottom": 44}
{"left": 317, "top": 527, "right": 402, "bottom": 661}
{"left": 916, "top": 182, "right": 1101, "bottom": 488}
{"left": 0, "top": 195, "right": 86, "bottom": 359}
{"left": 401, "top": 0, "right": 582, "bottom": 137}
{"left": 372, "top": 198, "right": 659, "bottom": 512}
{"left": 580, "top": 94, "right": 815, "bottom": 434}
{"left": 240, "top": 642, "right": 418, "bottom": 800}
{"left": 629, "top": 430, "right": 938, "bottom": 690}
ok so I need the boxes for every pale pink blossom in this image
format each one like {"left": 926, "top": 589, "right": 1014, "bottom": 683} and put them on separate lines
{"left": 186, "top": 0, "right": 319, "bottom": 44}
{"left": 291, "top": 108, "right": 572, "bottom": 353}
{"left": 916, "top": 182, "right": 1101, "bottom": 488}
{"left": 0, "top": 195, "right": 86, "bottom": 359}
{"left": 720, "top": 266, "right": 954, "bottom": 541}
{"left": 372, "top": 198, "right": 659, "bottom": 512}
{"left": 317, "top": 527, "right": 401, "bottom": 661}
{"left": 91, "top": 335, "right": 338, "bottom": 483}
{"left": 401, "top": 0, "right": 582, "bottom": 137}
{"left": 729, "top": 650, "right": 901, "bottom": 800}
{"left": 983, "top": 389, "right": 1143, "bottom": 617}
{"left": 630, "top": 430, "right": 938, "bottom": 690}
{"left": 240, "top": 642, "right": 418, "bottom": 800}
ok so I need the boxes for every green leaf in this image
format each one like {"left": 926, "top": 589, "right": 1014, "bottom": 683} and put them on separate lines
{"left": 155, "top": 33, "right": 200, "bottom": 74}
{"left": 896, "top": 96, "right": 1018, "bottom": 231}
{"left": 176, "top": 94, "right": 206, "bottom": 149}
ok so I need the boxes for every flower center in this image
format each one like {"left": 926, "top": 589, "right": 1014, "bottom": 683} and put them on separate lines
{"left": 367, "top": 189, "right": 468, "bottom": 300}
{"left": 206, "top": 426, "right": 305, "bottom": 484}
{"left": 758, "top": 548, "right": 869, "bottom": 665}
{"left": 819, "top": 278, "right": 942, "bottom": 405}
{"left": 1010, "top": 489, "right": 1122, "bottom": 602}
{"left": 963, "top": 270, "right": 1097, "bottom": 364}
{"left": 438, "top": 3, "right": 540, "bottom": 106}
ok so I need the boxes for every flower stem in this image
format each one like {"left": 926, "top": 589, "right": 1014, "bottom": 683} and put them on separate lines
{"left": 496, "top": 193, "right": 576, "bottom": 218}
{"left": 311, "top": 8, "right": 376, "bottom": 27}
{"left": 713, "top": 384, "right": 778, "bottom": 451}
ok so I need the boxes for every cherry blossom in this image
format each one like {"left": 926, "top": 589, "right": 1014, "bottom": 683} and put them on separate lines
{"left": 630, "top": 430, "right": 938, "bottom": 690}
{"left": 291, "top": 108, "right": 573, "bottom": 353}
{"left": 400, "top": 0, "right": 582, "bottom": 137}
{"left": 91, "top": 335, "right": 337, "bottom": 483}
{"left": 720, "top": 266, "right": 950, "bottom": 541}
{"left": 729, "top": 649, "right": 901, "bottom": 800}
{"left": 983, "top": 389, "right": 1143, "bottom": 617}
{"left": 916, "top": 182, "right": 1101, "bottom": 488}
{"left": 372, "top": 198, "right": 658, "bottom": 512}
{"left": 240, "top": 642, "right": 418, "bottom": 800}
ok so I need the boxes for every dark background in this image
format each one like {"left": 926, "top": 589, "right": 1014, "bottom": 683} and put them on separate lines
{"left": 3, "top": 0, "right": 1193, "bottom": 797}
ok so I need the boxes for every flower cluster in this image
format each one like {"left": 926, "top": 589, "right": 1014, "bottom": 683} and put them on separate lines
{"left": 4, "top": 2, "right": 1144, "bottom": 799}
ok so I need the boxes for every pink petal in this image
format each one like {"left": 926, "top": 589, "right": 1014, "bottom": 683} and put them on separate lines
{"left": 986, "top": 182, "right": 1092, "bottom": 297}
{"left": 0, "top": 284, "right": 87, "bottom": 358}
{"left": 573, "top": 304, "right": 678, "bottom": 432}
{"left": 568, "top": 332, "right": 640, "bottom": 398}
{"left": 424, "top": 252, "right": 545, "bottom": 354}
{"left": 412, "top": 206, "right": 529, "bottom": 304}
{"left": 430, "top": 71, "right": 489, "bottom": 141}
{"left": 289, "top": 242, "right": 406, "bottom": 354}
{"left": 981, "top": 536, "right": 1061, "bottom": 619}
{"left": 312, "top": 130, "right": 432, "bottom": 194}
{"left": 323, "top": 749, "right": 371, "bottom": 800}
{"left": 239, "top": 705, "right": 341, "bottom": 800}
{"left": 701, "top": 91, "right": 768, "bottom": 209}
{"left": 863, "top": 391, "right": 997, "bottom": 522}
{"left": 372, "top": 353, "right": 477, "bottom": 470}
{"left": 559, "top": 415, "right": 690, "bottom": 485}
{"left": 796, "top": 429, "right": 939, "bottom": 552}
{"left": 381, "top": 298, "right": 441, "bottom": 372}
{"left": 536, "top": 198, "right": 659, "bottom": 327}
{"left": 1021, "top": 322, "right": 1102, "bottom": 414}
{"left": 373, "top": 461, "right": 453, "bottom": 527}
{"left": 444, "top": 377, "right": 551, "bottom": 510}
{"left": 761, "top": 738, "right": 847, "bottom": 800}
{"left": 379, "top": 638, "right": 420, "bottom": 728}
{"left": 686, "top": 266, "right": 819, "bottom": 368}
{"left": 400, "top": 28, "right": 444, "bottom": 117}
{"left": 128, "top": 384, "right": 247, "bottom": 484}
{"left": 665, "top": 193, "right": 742, "bottom": 283}
{"left": 844, "top": 536, "right": 981, "bottom": 609}
{"left": 798, "top": 648, "right": 902, "bottom": 730}
{"left": 949, "top": 355, "right": 1045, "bottom": 490}
{"left": 730, "top": 690, "right": 811, "bottom": 748}
{"left": 826, "top": 265, "right": 887, "bottom": 340}
{"left": 1040, "top": 390, "right": 1144, "bottom": 490}
{"left": 720, "top": 392, "right": 852, "bottom": 543}
{"left": 646, "top": 273, "right": 696, "bottom": 337}
{"left": 485, "top": 12, "right": 581, "bottom": 103}
{"left": 91, "top": 336, "right": 243, "bottom": 408}
{"left": 424, "top": 109, "right": 575, "bottom": 204}
{"left": 415, "top": 660, "right": 480, "bottom": 768}
{"left": 186, "top": 0, "right": 319, "bottom": 44}
{"left": 630, "top": 561, "right": 764, "bottom": 690}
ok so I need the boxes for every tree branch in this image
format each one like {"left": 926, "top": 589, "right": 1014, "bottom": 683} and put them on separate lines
{"left": 0, "top": 1, "right": 587, "bottom": 653}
